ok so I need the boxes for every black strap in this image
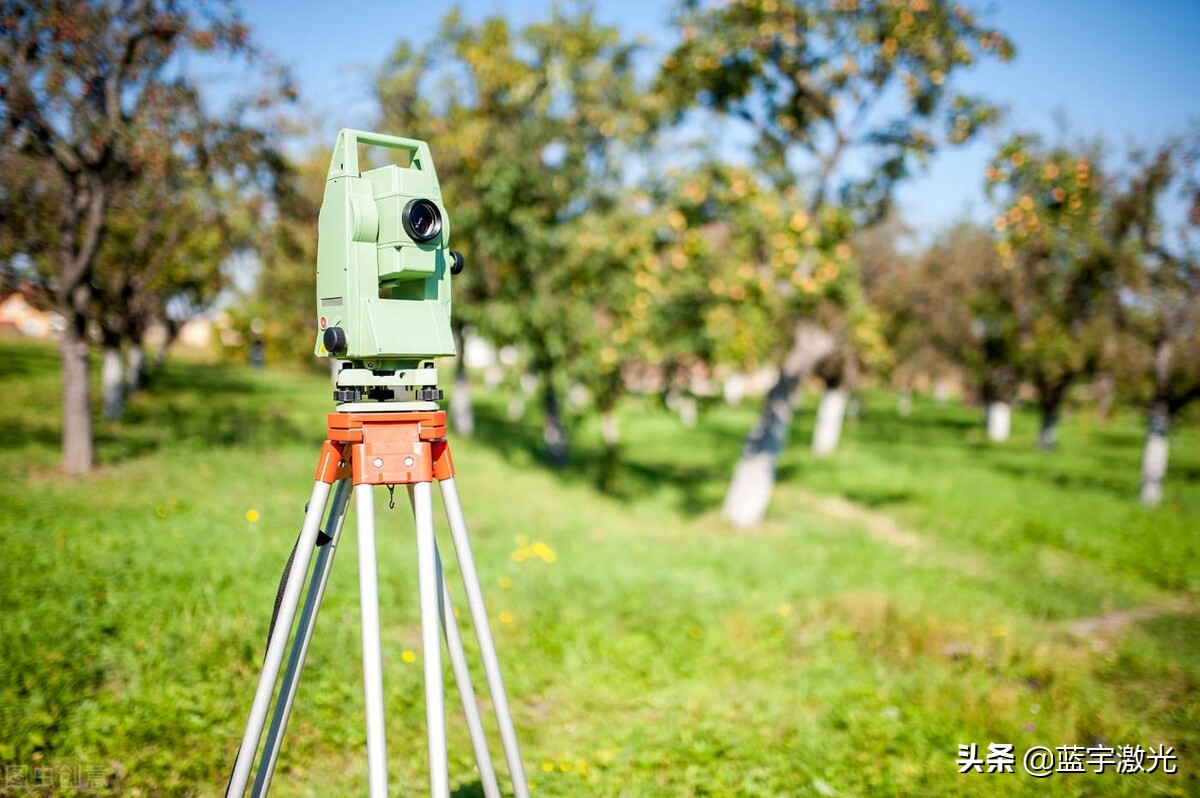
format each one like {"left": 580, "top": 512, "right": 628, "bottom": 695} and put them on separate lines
{"left": 265, "top": 510, "right": 333, "bottom": 661}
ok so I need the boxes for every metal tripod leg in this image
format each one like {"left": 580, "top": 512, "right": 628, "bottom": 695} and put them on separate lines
{"left": 251, "top": 478, "right": 353, "bottom": 797}
{"left": 412, "top": 481, "right": 450, "bottom": 797}
{"left": 439, "top": 477, "right": 530, "bottom": 798}
{"left": 356, "top": 483, "right": 389, "bottom": 797}
{"left": 228, "top": 480, "right": 333, "bottom": 798}
{"left": 405, "top": 485, "right": 502, "bottom": 798}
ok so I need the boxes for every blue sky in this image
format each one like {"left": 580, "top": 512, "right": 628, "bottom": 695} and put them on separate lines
{"left": 237, "top": 0, "right": 1200, "bottom": 237}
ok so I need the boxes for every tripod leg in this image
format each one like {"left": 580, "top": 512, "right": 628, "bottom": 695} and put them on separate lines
{"left": 356, "top": 483, "right": 389, "bottom": 797}
{"left": 438, "top": 477, "right": 530, "bottom": 798}
{"left": 252, "top": 478, "right": 353, "bottom": 797}
{"left": 228, "top": 480, "right": 333, "bottom": 798}
{"left": 412, "top": 480, "right": 451, "bottom": 798}
{"left": 406, "top": 488, "right": 502, "bottom": 798}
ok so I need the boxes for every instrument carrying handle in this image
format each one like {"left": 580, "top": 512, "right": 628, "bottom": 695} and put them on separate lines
{"left": 327, "top": 128, "right": 435, "bottom": 179}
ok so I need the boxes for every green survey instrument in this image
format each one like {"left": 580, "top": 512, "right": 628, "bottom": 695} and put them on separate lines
{"left": 313, "top": 129, "right": 465, "bottom": 408}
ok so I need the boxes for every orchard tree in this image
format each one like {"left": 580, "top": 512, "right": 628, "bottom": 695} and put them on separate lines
{"left": 224, "top": 148, "right": 326, "bottom": 369}
{"left": 660, "top": 0, "right": 1014, "bottom": 526}
{"left": 0, "top": 0, "right": 289, "bottom": 472}
{"left": 871, "top": 221, "right": 1022, "bottom": 439}
{"left": 1112, "top": 135, "right": 1200, "bottom": 506}
{"left": 376, "top": 9, "right": 657, "bottom": 462}
{"left": 94, "top": 116, "right": 286, "bottom": 418}
{"left": 642, "top": 160, "right": 865, "bottom": 479}
{"left": 855, "top": 213, "right": 959, "bottom": 413}
{"left": 985, "top": 134, "right": 1128, "bottom": 448}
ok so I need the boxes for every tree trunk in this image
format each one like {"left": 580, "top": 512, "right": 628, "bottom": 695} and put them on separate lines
{"left": 101, "top": 334, "right": 125, "bottom": 420}
{"left": 934, "top": 376, "right": 952, "bottom": 405}
{"left": 812, "top": 386, "right": 848, "bottom": 457}
{"left": 1139, "top": 398, "right": 1170, "bottom": 506}
{"left": 722, "top": 322, "right": 835, "bottom": 528}
{"left": 59, "top": 311, "right": 95, "bottom": 475}
{"left": 449, "top": 324, "right": 474, "bottom": 436}
{"left": 599, "top": 408, "right": 620, "bottom": 493}
{"left": 897, "top": 390, "right": 913, "bottom": 418}
{"left": 1037, "top": 405, "right": 1059, "bottom": 450}
{"left": 126, "top": 341, "right": 145, "bottom": 394}
{"left": 542, "top": 381, "right": 568, "bottom": 466}
{"left": 1094, "top": 372, "right": 1115, "bottom": 423}
{"left": 985, "top": 401, "right": 1011, "bottom": 443}
{"left": 678, "top": 394, "right": 698, "bottom": 428}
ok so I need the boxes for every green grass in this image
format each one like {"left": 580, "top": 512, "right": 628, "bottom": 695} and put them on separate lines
{"left": 1, "top": 338, "right": 1196, "bottom": 796}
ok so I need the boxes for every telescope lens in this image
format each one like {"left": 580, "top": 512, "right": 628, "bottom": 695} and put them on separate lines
{"left": 403, "top": 199, "right": 443, "bottom": 243}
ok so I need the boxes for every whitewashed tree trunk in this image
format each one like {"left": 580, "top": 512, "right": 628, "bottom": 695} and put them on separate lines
{"left": 986, "top": 401, "right": 1011, "bottom": 443}
{"left": 1037, "top": 407, "right": 1059, "bottom": 450}
{"left": 934, "top": 376, "right": 952, "bottom": 405}
{"left": 897, "top": 390, "right": 912, "bottom": 418}
{"left": 1139, "top": 399, "right": 1170, "bottom": 506}
{"left": 678, "top": 395, "right": 698, "bottom": 428}
{"left": 723, "top": 374, "right": 745, "bottom": 406}
{"left": 722, "top": 322, "right": 835, "bottom": 528}
{"left": 125, "top": 343, "right": 145, "bottom": 394}
{"left": 101, "top": 342, "right": 125, "bottom": 420}
{"left": 449, "top": 326, "right": 474, "bottom": 436}
{"left": 599, "top": 408, "right": 621, "bottom": 492}
{"left": 812, "top": 387, "right": 848, "bottom": 457}
{"left": 601, "top": 409, "right": 619, "bottom": 448}
{"left": 1094, "top": 372, "right": 1115, "bottom": 422}
{"left": 450, "top": 369, "right": 474, "bottom": 436}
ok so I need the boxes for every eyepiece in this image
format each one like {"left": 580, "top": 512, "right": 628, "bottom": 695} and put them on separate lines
{"left": 402, "top": 198, "right": 443, "bottom": 243}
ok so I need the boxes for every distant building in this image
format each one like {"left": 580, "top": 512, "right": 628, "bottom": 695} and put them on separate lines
{"left": 0, "top": 289, "right": 62, "bottom": 338}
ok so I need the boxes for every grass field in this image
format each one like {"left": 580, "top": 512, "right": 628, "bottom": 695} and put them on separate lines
{"left": 1, "top": 338, "right": 1197, "bottom": 796}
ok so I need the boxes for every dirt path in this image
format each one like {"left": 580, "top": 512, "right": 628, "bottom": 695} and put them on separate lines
{"left": 1066, "top": 596, "right": 1196, "bottom": 638}
{"left": 794, "top": 489, "right": 1195, "bottom": 641}
{"left": 795, "top": 490, "right": 925, "bottom": 549}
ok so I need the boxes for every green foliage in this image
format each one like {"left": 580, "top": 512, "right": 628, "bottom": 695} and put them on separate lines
{"left": 660, "top": 0, "right": 1014, "bottom": 216}
{"left": 222, "top": 150, "right": 327, "bottom": 369}
{"left": 1108, "top": 132, "right": 1200, "bottom": 415}
{"left": 1, "top": 341, "right": 1196, "bottom": 795}
{"left": 984, "top": 135, "right": 1128, "bottom": 413}
{"left": 654, "top": 0, "right": 1017, "bottom": 416}
{"left": 643, "top": 162, "right": 858, "bottom": 375}
{"left": 375, "top": 7, "right": 658, "bottom": 428}
{"left": 0, "top": 0, "right": 293, "bottom": 466}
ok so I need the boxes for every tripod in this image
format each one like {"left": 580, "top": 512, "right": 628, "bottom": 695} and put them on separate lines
{"left": 227, "top": 408, "right": 529, "bottom": 797}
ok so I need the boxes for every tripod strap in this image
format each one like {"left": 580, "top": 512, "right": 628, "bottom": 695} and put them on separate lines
{"left": 265, "top": 519, "right": 333, "bottom": 662}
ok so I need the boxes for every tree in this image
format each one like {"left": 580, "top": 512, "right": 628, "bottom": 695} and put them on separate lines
{"left": 659, "top": 0, "right": 1013, "bottom": 526}
{"left": 220, "top": 147, "right": 325, "bottom": 370}
{"left": 1112, "top": 135, "right": 1200, "bottom": 505}
{"left": 869, "top": 220, "right": 1022, "bottom": 439}
{"left": 855, "top": 213, "right": 957, "bottom": 412}
{"left": 985, "top": 134, "right": 1127, "bottom": 448}
{"left": 376, "top": 8, "right": 656, "bottom": 463}
{"left": 0, "top": 0, "right": 287, "bottom": 472}
{"left": 96, "top": 114, "right": 285, "bottom": 418}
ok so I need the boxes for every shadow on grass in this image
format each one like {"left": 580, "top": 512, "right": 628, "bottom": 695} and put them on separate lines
{"left": 845, "top": 397, "right": 1153, "bottom": 501}
{"left": 467, "top": 397, "right": 741, "bottom": 516}
{"left": 99, "top": 362, "right": 316, "bottom": 462}
{"left": 840, "top": 486, "right": 917, "bottom": 508}
{"left": 0, "top": 341, "right": 317, "bottom": 465}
